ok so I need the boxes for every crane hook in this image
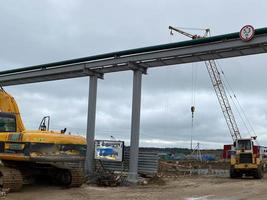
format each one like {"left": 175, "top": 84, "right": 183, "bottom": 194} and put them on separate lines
{"left": 191, "top": 105, "right": 195, "bottom": 118}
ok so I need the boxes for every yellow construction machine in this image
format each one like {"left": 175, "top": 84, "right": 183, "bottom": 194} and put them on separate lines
{"left": 0, "top": 87, "right": 86, "bottom": 191}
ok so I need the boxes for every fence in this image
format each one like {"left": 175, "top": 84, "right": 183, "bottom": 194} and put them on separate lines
{"left": 100, "top": 148, "right": 159, "bottom": 176}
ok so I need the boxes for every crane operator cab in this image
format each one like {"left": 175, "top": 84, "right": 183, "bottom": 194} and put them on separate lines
{"left": 235, "top": 139, "right": 253, "bottom": 153}
{"left": 233, "top": 138, "right": 255, "bottom": 164}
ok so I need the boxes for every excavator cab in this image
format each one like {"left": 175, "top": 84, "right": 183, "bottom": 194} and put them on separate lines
{"left": 0, "top": 112, "right": 17, "bottom": 132}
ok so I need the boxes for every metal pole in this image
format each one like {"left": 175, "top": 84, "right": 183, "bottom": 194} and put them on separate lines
{"left": 127, "top": 69, "right": 142, "bottom": 183}
{"left": 85, "top": 75, "right": 98, "bottom": 176}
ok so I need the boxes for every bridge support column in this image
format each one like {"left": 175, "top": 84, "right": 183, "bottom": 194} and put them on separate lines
{"left": 127, "top": 69, "right": 143, "bottom": 183}
{"left": 85, "top": 75, "right": 98, "bottom": 176}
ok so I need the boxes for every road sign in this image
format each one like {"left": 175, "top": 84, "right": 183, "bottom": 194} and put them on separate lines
{"left": 240, "top": 25, "right": 255, "bottom": 41}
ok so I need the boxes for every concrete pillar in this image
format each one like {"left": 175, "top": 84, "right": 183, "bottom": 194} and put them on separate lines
{"left": 127, "top": 69, "right": 142, "bottom": 183}
{"left": 85, "top": 75, "right": 98, "bottom": 176}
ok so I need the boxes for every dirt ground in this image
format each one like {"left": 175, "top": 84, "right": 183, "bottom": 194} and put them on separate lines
{"left": 6, "top": 175, "right": 267, "bottom": 200}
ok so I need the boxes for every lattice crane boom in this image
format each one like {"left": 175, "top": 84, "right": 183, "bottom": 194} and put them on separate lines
{"left": 169, "top": 26, "right": 242, "bottom": 141}
{"left": 205, "top": 60, "right": 241, "bottom": 140}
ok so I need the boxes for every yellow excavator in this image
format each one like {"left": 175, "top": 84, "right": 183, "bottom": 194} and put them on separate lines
{"left": 0, "top": 87, "right": 86, "bottom": 191}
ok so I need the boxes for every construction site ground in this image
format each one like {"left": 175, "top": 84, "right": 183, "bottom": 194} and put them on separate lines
{"left": 6, "top": 175, "right": 267, "bottom": 200}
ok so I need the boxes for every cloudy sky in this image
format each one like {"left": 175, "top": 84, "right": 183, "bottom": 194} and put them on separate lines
{"left": 1, "top": 0, "right": 267, "bottom": 149}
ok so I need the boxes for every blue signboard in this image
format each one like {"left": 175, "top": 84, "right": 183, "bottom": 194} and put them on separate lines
{"left": 94, "top": 140, "right": 124, "bottom": 162}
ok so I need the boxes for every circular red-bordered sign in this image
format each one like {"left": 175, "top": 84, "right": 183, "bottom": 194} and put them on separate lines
{"left": 239, "top": 25, "right": 255, "bottom": 41}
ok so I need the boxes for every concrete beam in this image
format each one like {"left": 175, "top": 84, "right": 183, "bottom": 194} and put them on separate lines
{"left": 1, "top": 32, "right": 267, "bottom": 85}
{"left": 0, "top": 64, "right": 103, "bottom": 86}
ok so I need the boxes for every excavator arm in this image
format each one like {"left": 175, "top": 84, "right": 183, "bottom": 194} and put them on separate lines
{"left": 0, "top": 87, "right": 25, "bottom": 132}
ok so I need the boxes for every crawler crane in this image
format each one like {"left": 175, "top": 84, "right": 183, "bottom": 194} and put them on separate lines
{"left": 169, "top": 26, "right": 266, "bottom": 178}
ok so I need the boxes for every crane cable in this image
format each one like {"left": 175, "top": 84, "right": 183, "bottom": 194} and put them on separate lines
{"left": 218, "top": 62, "right": 254, "bottom": 135}
{"left": 190, "top": 63, "right": 197, "bottom": 151}
{"left": 205, "top": 31, "right": 258, "bottom": 143}
{"left": 215, "top": 61, "right": 257, "bottom": 140}
{"left": 205, "top": 29, "right": 255, "bottom": 140}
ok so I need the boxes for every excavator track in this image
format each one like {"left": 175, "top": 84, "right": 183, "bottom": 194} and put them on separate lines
{"left": 68, "top": 168, "right": 84, "bottom": 187}
{"left": 0, "top": 167, "right": 23, "bottom": 192}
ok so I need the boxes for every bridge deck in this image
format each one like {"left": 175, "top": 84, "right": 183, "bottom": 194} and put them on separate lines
{"left": 1, "top": 27, "right": 267, "bottom": 85}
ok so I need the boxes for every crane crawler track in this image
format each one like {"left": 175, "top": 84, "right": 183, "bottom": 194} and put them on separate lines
{"left": 0, "top": 167, "right": 23, "bottom": 192}
{"left": 68, "top": 168, "right": 84, "bottom": 187}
